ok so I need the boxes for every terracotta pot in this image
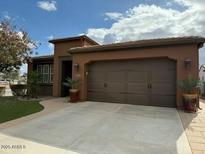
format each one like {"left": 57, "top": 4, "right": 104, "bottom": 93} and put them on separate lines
{"left": 69, "top": 89, "right": 79, "bottom": 103}
{"left": 182, "top": 93, "right": 198, "bottom": 112}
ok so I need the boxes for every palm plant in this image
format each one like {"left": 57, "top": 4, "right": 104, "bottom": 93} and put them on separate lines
{"left": 178, "top": 75, "right": 202, "bottom": 112}
{"left": 178, "top": 75, "right": 202, "bottom": 94}
{"left": 65, "top": 76, "right": 79, "bottom": 89}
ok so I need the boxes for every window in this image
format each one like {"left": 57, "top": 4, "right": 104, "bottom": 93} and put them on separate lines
{"left": 202, "top": 76, "right": 204, "bottom": 81}
{"left": 37, "top": 64, "right": 54, "bottom": 83}
{"left": 50, "top": 64, "right": 54, "bottom": 83}
{"left": 37, "top": 65, "right": 43, "bottom": 83}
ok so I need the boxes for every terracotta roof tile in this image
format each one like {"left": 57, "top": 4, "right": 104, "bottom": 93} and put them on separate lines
{"left": 69, "top": 36, "right": 205, "bottom": 53}
{"left": 49, "top": 35, "right": 99, "bottom": 45}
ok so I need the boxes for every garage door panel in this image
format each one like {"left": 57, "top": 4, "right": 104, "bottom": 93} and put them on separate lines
{"left": 152, "top": 71, "right": 175, "bottom": 82}
{"left": 106, "top": 63, "right": 124, "bottom": 71}
{"left": 151, "top": 60, "right": 175, "bottom": 70}
{"left": 88, "top": 63, "right": 108, "bottom": 71}
{"left": 87, "top": 82, "right": 104, "bottom": 92}
{"left": 150, "top": 95, "right": 176, "bottom": 107}
{"left": 107, "top": 71, "right": 124, "bottom": 82}
{"left": 106, "top": 82, "right": 124, "bottom": 93}
{"left": 127, "top": 71, "right": 148, "bottom": 82}
{"left": 90, "top": 61, "right": 123, "bottom": 71}
{"left": 127, "top": 83, "right": 148, "bottom": 94}
{"left": 151, "top": 83, "right": 176, "bottom": 95}
{"left": 87, "top": 92, "right": 106, "bottom": 102}
{"left": 88, "top": 72, "right": 105, "bottom": 82}
{"left": 125, "top": 61, "right": 149, "bottom": 71}
{"left": 126, "top": 94, "right": 150, "bottom": 105}
{"left": 105, "top": 93, "right": 125, "bottom": 103}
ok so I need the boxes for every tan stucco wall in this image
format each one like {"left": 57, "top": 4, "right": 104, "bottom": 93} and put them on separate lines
{"left": 53, "top": 40, "right": 82, "bottom": 96}
{"left": 28, "top": 37, "right": 98, "bottom": 97}
{"left": 72, "top": 44, "right": 199, "bottom": 108}
{"left": 83, "top": 39, "right": 97, "bottom": 47}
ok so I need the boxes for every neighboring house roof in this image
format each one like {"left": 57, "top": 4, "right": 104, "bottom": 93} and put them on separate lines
{"left": 69, "top": 36, "right": 205, "bottom": 54}
{"left": 200, "top": 64, "right": 205, "bottom": 72}
{"left": 31, "top": 55, "right": 54, "bottom": 60}
{"left": 49, "top": 35, "right": 99, "bottom": 45}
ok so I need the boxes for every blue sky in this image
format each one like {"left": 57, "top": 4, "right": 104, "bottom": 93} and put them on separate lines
{"left": 0, "top": 0, "right": 149, "bottom": 55}
{"left": 0, "top": 0, "right": 205, "bottom": 73}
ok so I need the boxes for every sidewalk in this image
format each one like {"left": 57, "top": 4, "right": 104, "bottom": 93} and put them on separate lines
{"left": 0, "top": 133, "right": 78, "bottom": 154}
{"left": 179, "top": 100, "right": 205, "bottom": 154}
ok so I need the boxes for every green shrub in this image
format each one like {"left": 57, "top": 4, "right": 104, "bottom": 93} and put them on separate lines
{"left": 27, "top": 71, "right": 40, "bottom": 98}
{"left": 65, "top": 76, "right": 79, "bottom": 89}
{"left": 10, "top": 84, "right": 27, "bottom": 96}
{"left": 178, "top": 75, "right": 202, "bottom": 94}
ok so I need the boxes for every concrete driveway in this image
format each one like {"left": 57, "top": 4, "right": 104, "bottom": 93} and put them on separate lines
{"left": 0, "top": 101, "right": 191, "bottom": 154}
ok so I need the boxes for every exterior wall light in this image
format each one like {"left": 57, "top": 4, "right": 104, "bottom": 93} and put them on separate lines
{"left": 74, "top": 63, "right": 79, "bottom": 71}
{"left": 184, "top": 59, "right": 192, "bottom": 69}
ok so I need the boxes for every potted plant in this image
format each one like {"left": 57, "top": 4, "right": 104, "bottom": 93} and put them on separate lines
{"left": 65, "top": 76, "right": 79, "bottom": 103}
{"left": 178, "top": 75, "right": 201, "bottom": 112}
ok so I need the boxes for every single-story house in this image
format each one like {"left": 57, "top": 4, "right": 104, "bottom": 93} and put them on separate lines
{"left": 28, "top": 35, "right": 205, "bottom": 108}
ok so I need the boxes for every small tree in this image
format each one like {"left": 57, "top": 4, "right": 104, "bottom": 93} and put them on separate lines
{"left": 0, "top": 19, "right": 37, "bottom": 74}
{"left": 27, "top": 71, "right": 39, "bottom": 98}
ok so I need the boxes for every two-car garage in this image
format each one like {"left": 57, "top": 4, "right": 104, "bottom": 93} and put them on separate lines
{"left": 70, "top": 36, "right": 205, "bottom": 108}
{"left": 87, "top": 58, "right": 176, "bottom": 107}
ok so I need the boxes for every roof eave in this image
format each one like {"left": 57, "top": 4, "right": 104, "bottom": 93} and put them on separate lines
{"left": 69, "top": 39, "right": 205, "bottom": 54}
{"left": 49, "top": 35, "right": 99, "bottom": 45}
{"left": 31, "top": 55, "right": 54, "bottom": 60}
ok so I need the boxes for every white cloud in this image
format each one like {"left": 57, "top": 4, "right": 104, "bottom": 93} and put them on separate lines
{"left": 174, "top": 0, "right": 205, "bottom": 9}
{"left": 48, "top": 43, "right": 54, "bottom": 49}
{"left": 87, "top": 28, "right": 109, "bottom": 44}
{"left": 166, "top": 2, "right": 173, "bottom": 7}
{"left": 37, "top": 1, "right": 57, "bottom": 11}
{"left": 47, "top": 35, "right": 54, "bottom": 40}
{"left": 86, "top": 1, "right": 205, "bottom": 64}
{"left": 47, "top": 35, "right": 54, "bottom": 49}
{"left": 105, "top": 12, "right": 123, "bottom": 21}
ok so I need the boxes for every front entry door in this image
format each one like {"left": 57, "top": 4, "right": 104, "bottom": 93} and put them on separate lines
{"left": 61, "top": 61, "right": 72, "bottom": 97}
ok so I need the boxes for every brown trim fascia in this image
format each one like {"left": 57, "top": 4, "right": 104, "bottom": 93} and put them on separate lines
{"left": 69, "top": 43, "right": 199, "bottom": 54}
{"left": 69, "top": 37, "right": 205, "bottom": 54}
{"left": 49, "top": 35, "right": 99, "bottom": 45}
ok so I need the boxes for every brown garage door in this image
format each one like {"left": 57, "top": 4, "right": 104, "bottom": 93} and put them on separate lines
{"left": 87, "top": 58, "right": 176, "bottom": 107}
